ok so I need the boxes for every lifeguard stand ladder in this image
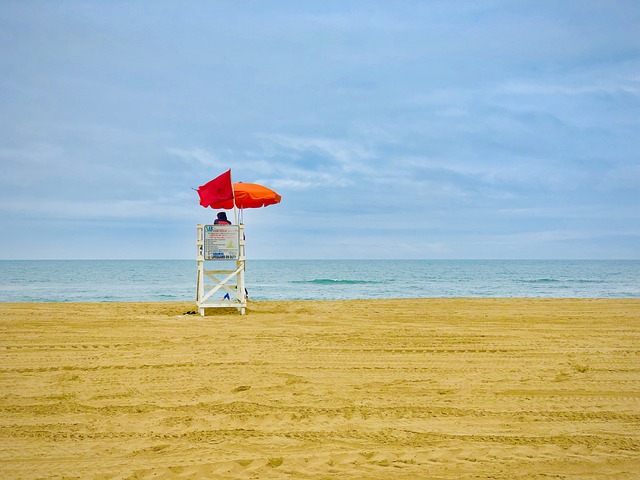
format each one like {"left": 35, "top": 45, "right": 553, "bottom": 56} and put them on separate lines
{"left": 196, "top": 224, "right": 246, "bottom": 315}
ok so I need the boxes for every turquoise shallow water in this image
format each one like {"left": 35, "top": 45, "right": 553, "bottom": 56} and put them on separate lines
{"left": 0, "top": 260, "right": 638, "bottom": 302}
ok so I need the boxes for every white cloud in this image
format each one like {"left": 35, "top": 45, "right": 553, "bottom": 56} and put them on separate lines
{"left": 0, "top": 144, "right": 66, "bottom": 185}
{"left": 265, "top": 175, "right": 348, "bottom": 190}
{"left": 264, "top": 134, "right": 374, "bottom": 171}
{"left": 167, "top": 147, "right": 223, "bottom": 168}
{"left": 499, "top": 78, "right": 640, "bottom": 97}
{"left": 0, "top": 197, "right": 196, "bottom": 222}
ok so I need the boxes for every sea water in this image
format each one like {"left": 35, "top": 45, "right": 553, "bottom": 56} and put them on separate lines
{"left": 0, "top": 260, "right": 638, "bottom": 302}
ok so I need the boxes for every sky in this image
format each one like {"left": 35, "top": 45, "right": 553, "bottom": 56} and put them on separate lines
{"left": 1, "top": 1, "right": 639, "bottom": 260}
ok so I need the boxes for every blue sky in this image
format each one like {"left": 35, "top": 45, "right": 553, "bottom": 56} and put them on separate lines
{"left": 1, "top": 1, "right": 638, "bottom": 259}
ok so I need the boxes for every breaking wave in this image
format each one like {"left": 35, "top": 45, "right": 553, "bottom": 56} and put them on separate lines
{"left": 291, "top": 279, "right": 382, "bottom": 285}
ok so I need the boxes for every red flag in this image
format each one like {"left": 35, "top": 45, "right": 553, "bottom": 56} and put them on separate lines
{"left": 197, "top": 170, "right": 234, "bottom": 208}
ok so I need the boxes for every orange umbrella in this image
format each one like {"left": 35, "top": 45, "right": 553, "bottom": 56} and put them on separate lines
{"left": 207, "top": 182, "right": 282, "bottom": 210}
{"left": 233, "top": 182, "right": 282, "bottom": 209}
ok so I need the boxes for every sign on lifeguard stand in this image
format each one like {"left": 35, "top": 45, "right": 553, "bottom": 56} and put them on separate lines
{"left": 196, "top": 224, "right": 246, "bottom": 315}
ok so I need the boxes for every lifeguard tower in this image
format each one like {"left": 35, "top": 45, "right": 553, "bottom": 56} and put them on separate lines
{"left": 196, "top": 223, "right": 246, "bottom": 315}
{"left": 194, "top": 169, "right": 281, "bottom": 316}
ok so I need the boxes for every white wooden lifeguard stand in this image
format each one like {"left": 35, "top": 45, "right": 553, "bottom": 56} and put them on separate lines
{"left": 196, "top": 224, "right": 246, "bottom": 315}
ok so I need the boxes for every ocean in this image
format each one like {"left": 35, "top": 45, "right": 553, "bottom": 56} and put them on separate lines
{"left": 0, "top": 260, "right": 638, "bottom": 302}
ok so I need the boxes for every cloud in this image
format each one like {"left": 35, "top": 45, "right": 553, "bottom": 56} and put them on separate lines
{"left": 265, "top": 134, "right": 373, "bottom": 167}
{"left": 500, "top": 77, "right": 640, "bottom": 97}
{"left": 601, "top": 162, "right": 640, "bottom": 190}
{"left": 167, "top": 148, "right": 223, "bottom": 168}
{"left": 0, "top": 197, "right": 196, "bottom": 222}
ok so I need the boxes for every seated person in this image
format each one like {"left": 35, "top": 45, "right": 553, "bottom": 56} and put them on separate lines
{"left": 214, "top": 212, "right": 231, "bottom": 225}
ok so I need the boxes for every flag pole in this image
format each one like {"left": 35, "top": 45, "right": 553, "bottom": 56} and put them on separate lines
{"left": 229, "top": 169, "right": 238, "bottom": 225}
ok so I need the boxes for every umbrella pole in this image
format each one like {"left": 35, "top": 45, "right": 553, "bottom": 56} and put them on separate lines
{"left": 230, "top": 170, "right": 245, "bottom": 313}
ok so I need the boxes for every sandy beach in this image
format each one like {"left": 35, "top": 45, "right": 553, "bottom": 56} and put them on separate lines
{"left": 0, "top": 299, "right": 638, "bottom": 479}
